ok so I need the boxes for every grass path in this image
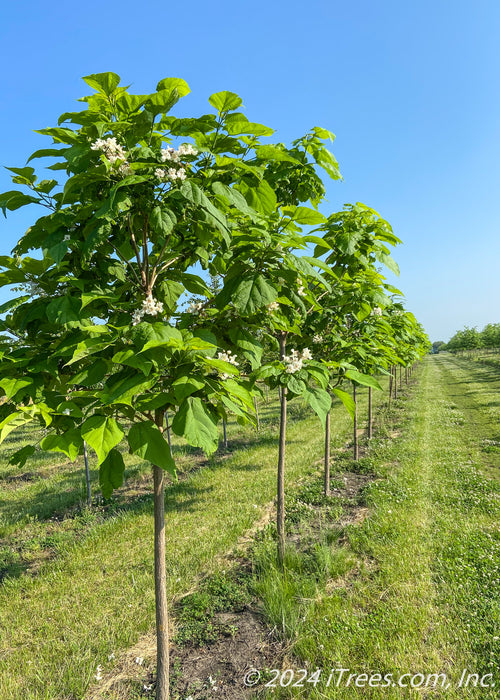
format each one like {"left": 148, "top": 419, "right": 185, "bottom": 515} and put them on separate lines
{"left": 262, "top": 355, "right": 500, "bottom": 698}
{"left": 0, "top": 386, "right": 385, "bottom": 700}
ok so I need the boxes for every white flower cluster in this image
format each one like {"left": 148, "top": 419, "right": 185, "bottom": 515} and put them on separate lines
{"left": 131, "top": 294, "right": 164, "bottom": 325}
{"left": 217, "top": 350, "right": 239, "bottom": 380}
{"left": 267, "top": 301, "right": 280, "bottom": 312}
{"left": 90, "top": 137, "right": 132, "bottom": 176}
{"left": 284, "top": 348, "right": 312, "bottom": 373}
{"left": 155, "top": 167, "right": 187, "bottom": 181}
{"left": 297, "top": 279, "right": 307, "bottom": 297}
{"left": 313, "top": 334, "right": 323, "bottom": 344}
{"left": 187, "top": 301, "right": 204, "bottom": 313}
{"left": 95, "top": 665, "right": 103, "bottom": 681}
{"left": 371, "top": 306, "right": 383, "bottom": 317}
{"left": 160, "top": 144, "right": 198, "bottom": 161}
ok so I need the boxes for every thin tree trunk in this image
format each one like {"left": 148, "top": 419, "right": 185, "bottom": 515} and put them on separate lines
{"left": 83, "top": 440, "right": 91, "bottom": 507}
{"left": 393, "top": 366, "right": 398, "bottom": 400}
{"left": 254, "top": 396, "right": 260, "bottom": 432}
{"left": 265, "top": 385, "right": 269, "bottom": 404}
{"left": 277, "top": 332, "right": 287, "bottom": 569}
{"left": 324, "top": 409, "right": 331, "bottom": 496}
{"left": 368, "top": 386, "right": 373, "bottom": 439}
{"left": 388, "top": 369, "right": 393, "bottom": 408}
{"left": 353, "top": 383, "right": 358, "bottom": 461}
{"left": 153, "top": 463, "right": 169, "bottom": 700}
{"left": 405, "top": 367, "right": 408, "bottom": 385}
{"left": 164, "top": 411, "right": 172, "bottom": 450}
{"left": 399, "top": 365, "right": 402, "bottom": 389}
{"left": 222, "top": 419, "right": 228, "bottom": 449}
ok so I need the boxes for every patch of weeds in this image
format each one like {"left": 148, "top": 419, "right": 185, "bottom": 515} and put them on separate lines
{"left": 174, "top": 570, "right": 251, "bottom": 647}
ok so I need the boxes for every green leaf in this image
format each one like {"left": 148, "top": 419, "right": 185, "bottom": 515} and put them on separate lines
{"left": 171, "top": 376, "right": 205, "bottom": 403}
{"left": 217, "top": 273, "right": 277, "bottom": 314}
{"left": 157, "top": 280, "right": 184, "bottom": 312}
{"left": 0, "top": 377, "right": 33, "bottom": 401}
{"left": 146, "top": 89, "right": 180, "bottom": 115}
{"left": 99, "top": 448, "right": 125, "bottom": 498}
{"left": 332, "top": 387, "right": 355, "bottom": 420}
{"left": 281, "top": 206, "right": 326, "bottom": 225}
{"left": 0, "top": 412, "right": 34, "bottom": 443}
{"left": 180, "top": 181, "right": 229, "bottom": 240}
{"left": 212, "top": 182, "right": 261, "bottom": 222}
{"left": 128, "top": 421, "right": 176, "bottom": 475}
{"left": 101, "top": 373, "right": 156, "bottom": 405}
{"left": 345, "top": 370, "right": 382, "bottom": 390}
{"left": 302, "top": 385, "right": 331, "bottom": 428}
{"left": 208, "top": 91, "right": 242, "bottom": 113}
{"left": 112, "top": 349, "right": 152, "bottom": 375}
{"left": 46, "top": 296, "right": 81, "bottom": 324}
{"left": 254, "top": 145, "right": 301, "bottom": 164}
{"left": 150, "top": 207, "right": 177, "bottom": 238}
{"left": 172, "top": 396, "right": 218, "bottom": 454}
{"left": 81, "top": 415, "right": 124, "bottom": 465}
{"left": 228, "top": 329, "right": 263, "bottom": 370}
{"left": 224, "top": 114, "right": 274, "bottom": 136}
{"left": 0, "top": 190, "right": 40, "bottom": 214}
{"left": 41, "top": 429, "right": 83, "bottom": 461}
{"left": 9, "top": 444, "right": 36, "bottom": 468}
{"left": 237, "top": 180, "right": 277, "bottom": 216}
{"left": 156, "top": 77, "right": 191, "bottom": 97}
{"left": 82, "top": 72, "right": 121, "bottom": 95}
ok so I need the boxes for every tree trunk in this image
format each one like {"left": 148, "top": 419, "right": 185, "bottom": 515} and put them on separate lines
{"left": 353, "top": 383, "right": 358, "bottom": 461}
{"left": 405, "top": 367, "right": 408, "bottom": 385}
{"left": 153, "top": 464, "right": 169, "bottom": 700}
{"left": 368, "top": 386, "right": 373, "bottom": 439}
{"left": 153, "top": 411, "right": 170, "bottom": 700}
{"left": 222, "top": 418, "right": 228, "bottom": 449}
{"left": 254, "top": 396, "right": 260, "bottom": 432}
{"left": 399, "top": 365, "right": 402, "bottom": 389}
{"left": 164, "top": 411, "right": 172, "bottom": 450}
{"left": 324, "top": 409, "right": 331, "bottom": 496}
{"left": 83, "top": 440, "right": 91, "bottom": 507}
{"left": 277, "top": 332, "right": 287, "bottom": 569}
{"left": 388, "top": 369, "right": 393, "bottom": 408}
{"left": 393, "top": 366, "right": 398, "bottom": 400}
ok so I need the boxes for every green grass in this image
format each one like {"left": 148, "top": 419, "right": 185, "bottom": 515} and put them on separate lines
{"left": 0, "top": 383, "right": 388, "bottom": 700}
{"left": 251, "top": 356, "right": 500, "bottom": 699}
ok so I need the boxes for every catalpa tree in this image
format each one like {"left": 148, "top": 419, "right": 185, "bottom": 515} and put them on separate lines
{"left": 0, "top": 72, "right": 343, "bottom": 699}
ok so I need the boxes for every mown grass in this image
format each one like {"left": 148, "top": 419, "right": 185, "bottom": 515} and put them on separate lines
{"left": 250, "top": 356, "right": 500, "bottom": 699}
{"left": 0, "top": 382, "right": 389, "bottom": 700}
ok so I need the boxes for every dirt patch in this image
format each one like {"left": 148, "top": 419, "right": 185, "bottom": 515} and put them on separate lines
{"left": 86, "top": 610, "right": 280, "bottom": 700}
{"left": 171, "top": 609, "right": 281, "bottom": 699}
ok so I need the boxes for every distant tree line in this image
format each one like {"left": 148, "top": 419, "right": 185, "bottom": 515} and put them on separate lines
{"left": 438, "top": 324, "right": 500, "bottom": 354}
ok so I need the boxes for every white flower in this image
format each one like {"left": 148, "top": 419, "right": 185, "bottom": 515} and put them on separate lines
{"left": 155, "top": 168, "right": 167, "bottom": 180}
{"left": 297, "top": 279, "right": 306, "bottom": 297}
{"left": 95, "top": 664, "right": 103, "bottom": 681}
{"left": 284, "top": 349, "right": 303, "bottom": 374}
{"left": 371, "top": 306, "right": 383, "bottom": 317}
{"left": 178, "top": 143, "right": 198, "bottom": 156}
{"left": 187, "top": 301, "right": 204, "bottom": 313}
{"left": 313, "top": 334, "right": 322, "bottom": 344}
{"left": 131, "top": 294, "right": 163, "bottom": 325}
{"left": 62, "top": 408, "right": 71, "bottom": 415}
{"left": 217, "top": 350, "right": 239, "bottom": 380}
{"left": 301, "top": 347, "right": 312, "bottom": 360}
{"left": 160, "top": 147, "right": 180, "bottom": 162}
{"left": 135, "top": 656, "right": 144, "bottom": 665}
{"left": 267, "top": 301, "right": 279, "bottom": 312}
{"left": 143, "top": 684, "right": 153, "bottom": 691}
{"left": 108, "top": 652, "right": 115, "bottom": 661}
{"left": 63, "top": 235, "right": 71, "bottom": 242}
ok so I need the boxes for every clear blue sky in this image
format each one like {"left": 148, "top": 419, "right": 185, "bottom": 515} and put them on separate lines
{"left": 1, "top": 0, "right": 499, "bottom": 342}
